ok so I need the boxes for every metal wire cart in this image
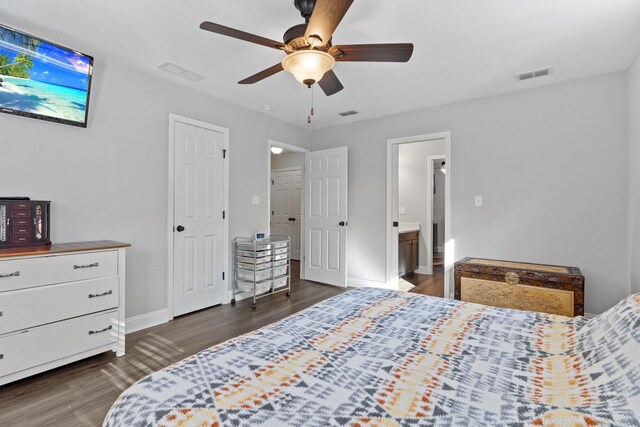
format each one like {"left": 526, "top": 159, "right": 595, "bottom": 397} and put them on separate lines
{"left": 232, "top": 235, "right": 291, "bottom": 310}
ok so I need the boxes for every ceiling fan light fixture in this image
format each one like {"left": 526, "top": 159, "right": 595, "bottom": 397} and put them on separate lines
{"left": 282, "top": 50, "right": 335, "bottom": 86}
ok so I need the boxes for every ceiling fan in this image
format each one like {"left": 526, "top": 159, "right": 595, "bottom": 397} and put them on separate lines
{"left": 199, "top": 0, "right": 414, "bottom": 96}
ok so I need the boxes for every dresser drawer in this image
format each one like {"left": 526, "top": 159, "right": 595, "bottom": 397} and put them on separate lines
{"left": 0, "top": 276, "right": 119, "bottom": 335}
{"left": 12, "top": 226, "right": 31, "bottom": 235}
{"left": 0, "top": 310, "right": 117, "bottom": 378}
{"left": 10, "top": 218, "right": 30, "bottom": 227}
{"left": 10, "top": 202, "right": 30, "bottom": 210}
{"left": 10, "top": 234, "right": 31, "bottom": 245}
{"left": 0, "top": 257, "right": 47, "bottom": 292}
{"left": 47, "top": 251, "right": 118, "bottom": 284}
{"left": 10, "top": 209, "right": 31, "bottom": 219}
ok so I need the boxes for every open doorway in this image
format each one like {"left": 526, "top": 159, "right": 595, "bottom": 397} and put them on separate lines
{"left": 386, "top": 132, "right": 452, "bottom": 298}
{"left": 268, "top": 140, "right": 307, "bottom": 279}
{"left": 396, "top": 141, "right": 445, "bottom": 296}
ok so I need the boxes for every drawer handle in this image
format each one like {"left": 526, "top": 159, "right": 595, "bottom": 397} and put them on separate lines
{"left": 74, "top": 262, "right": 99, "bottom": 270}
{"left": 88, "top": 290, "right": 113, "bottom": 299}
{"left": 505, "top": 271, "right": 520, "bottom": 286}
{"left": 88, "top": 325, "right": 112, "bottom": 335}
{"left": 0, "top": 271, "right": 20, "bottom": 279}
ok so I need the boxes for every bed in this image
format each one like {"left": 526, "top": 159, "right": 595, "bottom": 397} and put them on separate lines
{"left": 104, "top": 288, "right": 640, "bottom": 426}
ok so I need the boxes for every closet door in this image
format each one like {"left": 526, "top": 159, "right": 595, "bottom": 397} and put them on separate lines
{"left": 271, "top": 170, "right": 292, "bottom": 239}
{"left": 173, "top": 121, "right": 226, "bottom": 316}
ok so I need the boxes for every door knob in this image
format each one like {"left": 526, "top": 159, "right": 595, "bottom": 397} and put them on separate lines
{"left": 176, "top": 225, "right": 185, "bottom": 232}
{"left": 339, "top": 221, "right": 346, "bottom": 227}
{"left": 291, "top": 218, "right": 296, "bottom": 222}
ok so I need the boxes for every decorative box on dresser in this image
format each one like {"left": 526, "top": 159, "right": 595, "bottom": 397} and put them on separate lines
{"left": 454, "top": 257, "right": 585, "bottom": 317}
{"left": 0, "top": 240, "right": 130, "bottom": 386}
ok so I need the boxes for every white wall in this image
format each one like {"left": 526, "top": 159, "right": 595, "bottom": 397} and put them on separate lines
{"left": 0, "top": 59, "right": 306, "bottom": 319}
{"left": 398, "top": 140, "right": 445, "bottom": 267}
{"left": 309, "top": 73, "right": 628, "bottom": 314}
{"left": 628, "top": 53, "right": 640, "bottom": 295}
{"left": 271, "top": 152, "right": 304, "bottom": 170}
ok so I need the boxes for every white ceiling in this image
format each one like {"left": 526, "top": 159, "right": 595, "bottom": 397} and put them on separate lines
{"left": 2, "top": 0, "right": 640, "bottom": 128}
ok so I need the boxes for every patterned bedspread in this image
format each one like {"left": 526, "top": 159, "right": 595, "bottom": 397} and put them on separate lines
{"left": 104, "top": 288, "right": 640, "bottom": 426}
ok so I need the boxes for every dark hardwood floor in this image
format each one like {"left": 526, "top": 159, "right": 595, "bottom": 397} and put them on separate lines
{"left": 406, "top": 265, "right": 445, "bottom": 298}
{"left": 0, "top": 260, "right": 445, "bottom": 426}
{"left": 404, "top": 253, "right": 446, "bottom": 297}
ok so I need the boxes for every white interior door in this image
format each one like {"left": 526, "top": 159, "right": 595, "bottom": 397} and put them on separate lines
{"left": 173, "top": 121, "right": 226, "bottom": 316}
{"left": 304, "top": 147, "right": 348, "bottom": 286}
{"left": 292, "top": 169, "right": 302, "bottom": 260}
{"left": 271, "top": 170, "right": 292, "bottom": 238}
{"left": 271, "top": 168, "right": 302, "bottom": 261}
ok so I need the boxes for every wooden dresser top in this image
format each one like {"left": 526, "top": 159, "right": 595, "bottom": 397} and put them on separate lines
{"left": 0, "top": 241, "right": 131, "bottom": 259}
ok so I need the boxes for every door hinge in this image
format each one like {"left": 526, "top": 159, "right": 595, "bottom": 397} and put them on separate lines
{"left": 271, "top": 180, "right": 274, "bottom": 185}
{"left": 222, "top": 211, "right": 226, "bottom": 219}
{"left": 222, "top": 272, "right": 225, "bottom": 280}
{"left": 223, "top": 149, "right": 227, "bottom": 159}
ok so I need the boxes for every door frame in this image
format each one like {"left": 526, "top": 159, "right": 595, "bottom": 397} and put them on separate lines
{"left": 267, "top": 139, "right": 308, "bottom": 278}
{"left": 386, "top": 131, "right": 453, "bottom": 297}
{"left": 425, "top": 154, "right": 445, "bottom": 275}
{"left": 167, "top": 114, "right": 230, "bottom": 319}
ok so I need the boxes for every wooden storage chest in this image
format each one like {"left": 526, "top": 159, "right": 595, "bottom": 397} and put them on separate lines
{"left": 454, "top": 257, "right": 585, "bottom": 317}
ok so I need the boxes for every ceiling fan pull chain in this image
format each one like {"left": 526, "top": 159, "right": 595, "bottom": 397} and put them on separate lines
{"left": 311, "top": 85, "right": 315, "bottom": 116}
{"left": 308, "top": 85, "right": 315, "bottom": 124}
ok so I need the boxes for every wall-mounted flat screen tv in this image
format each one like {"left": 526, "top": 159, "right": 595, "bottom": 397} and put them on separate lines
{"left": 0, "top": 23, "right": 93, "bottom": 127}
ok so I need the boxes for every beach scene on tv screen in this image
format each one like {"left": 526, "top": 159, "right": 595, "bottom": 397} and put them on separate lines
{"left": 0, "top": 26, "right": 91, "bottom": 124}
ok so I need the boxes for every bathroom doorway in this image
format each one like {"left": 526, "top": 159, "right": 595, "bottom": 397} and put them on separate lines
{"left": 386, "top": 132, "right": 452, "bottom": 298}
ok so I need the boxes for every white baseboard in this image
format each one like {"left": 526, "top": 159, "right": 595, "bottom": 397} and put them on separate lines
{"left": 415, "top": 266, "right": 432, "bottom": 275}
{"left": 126, "top": 308, "right": 171, "bottom": 334}
{"left": 348, "top": 277, "right": 398, "bottom": 290}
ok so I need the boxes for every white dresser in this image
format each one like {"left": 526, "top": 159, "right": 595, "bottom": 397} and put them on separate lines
{"left": 0, "top": 240, "right": 129, "bottom": 386}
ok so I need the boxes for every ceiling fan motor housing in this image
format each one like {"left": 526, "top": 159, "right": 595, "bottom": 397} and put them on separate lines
{"left": 284, "top": 23, "right": 308, "bottom": 48}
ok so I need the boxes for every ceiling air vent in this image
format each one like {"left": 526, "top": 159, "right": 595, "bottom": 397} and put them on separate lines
{"left": 514, "top": 67, "right": 553, "bottom": 82}
{"left": 158, "top": 62, "right": 206, "bottom": 82}
{"left": 339, "top": 110, "right": 359, "bottom": 117}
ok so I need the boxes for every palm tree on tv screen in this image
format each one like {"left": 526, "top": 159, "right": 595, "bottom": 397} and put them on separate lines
{"left": 0, "top": 27, "right": 40, "bottom": 78}
{"left": 0, "top": 53, "right": 34, "bottom": 78}
{"left": 0, "top": 27, "right": 41, "bottom": 52}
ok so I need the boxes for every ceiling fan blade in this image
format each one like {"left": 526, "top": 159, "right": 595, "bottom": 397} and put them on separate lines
{"left": 304, "top": 0, "right": 354, "bottom": 47}
{"left": 331, "top": 43, "right": 414, "bottom": 62}
{"left": 200, "top": 21, "right": 284, "bottom": 50}
{"left": 318, "top": 70, "right": 344, "bottom": 96}
{"left": 238, "top": 63, "right": 284, "bottom": 84}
